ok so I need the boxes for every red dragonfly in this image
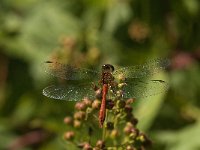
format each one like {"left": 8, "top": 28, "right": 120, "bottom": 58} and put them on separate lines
{"left": 42, "top": 58, "right": 170, "bottom": 127}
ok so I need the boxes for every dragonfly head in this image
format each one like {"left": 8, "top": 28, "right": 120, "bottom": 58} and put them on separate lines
{"left": 102, "top": 64, "right": 114, "bottom": 73}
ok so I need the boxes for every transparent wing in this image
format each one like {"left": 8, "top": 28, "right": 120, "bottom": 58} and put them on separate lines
{"left": 122, "top": 80, "right": 169, "bottom": 99}
{"left": 113, "top": 58, "right": 170, "bottom": 79}
{"left": 42, "top": 83, "right": 96, "bottom": 101}
{"left": 42, "top": 61, "right": 99, "bottom": 80}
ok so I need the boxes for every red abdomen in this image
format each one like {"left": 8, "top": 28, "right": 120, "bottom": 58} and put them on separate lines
{"left": 99, "top": 84, "right": 108, "bottom": 128}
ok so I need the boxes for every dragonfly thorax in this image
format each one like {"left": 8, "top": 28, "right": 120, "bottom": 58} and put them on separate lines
{"left": 101, "top": 72, "right": 114, "bottom": 84}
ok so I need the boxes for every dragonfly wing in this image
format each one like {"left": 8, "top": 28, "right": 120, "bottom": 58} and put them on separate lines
{"left": 122, "top": 80, "right": 169, "bottom": 99}
{"left": 113, "top": 58, "right": 170, "bottom": 79}
{"left": 43, "top": 83, "right": 96, "bottom": 101}
{"left": 42, "top": 61, "right": 99, "bottom": 80}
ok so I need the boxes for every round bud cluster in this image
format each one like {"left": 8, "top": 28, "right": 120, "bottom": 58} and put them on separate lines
{"left": 104, "top": 85, "right": 151, "bottom": 149}
{"left": 63, "top": 97, "right": 97, "bottom": 141}
{"left": 63, "top": 81, "right": 151, "bottom": 149}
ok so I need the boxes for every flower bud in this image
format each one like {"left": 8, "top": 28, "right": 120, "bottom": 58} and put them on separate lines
{"left": 83, "top": 142, "right": 92, "bottom": 150}
{"left": 75, "top": 102, "right": 86, "bottom": 111}
{"left": 73, "top": 120, "right": 81, "bottom": 128}
{"left": 117, "top": 74, "right": 126, "bottom": 82}
{"left": 92, "top": 99, "right": 101, "bottom": 109}
{"left": 106, "top": 122, "right": 114, "bottom": 130}
{"left": 64, "top": 131, "right": 75, "bottom": 141}
{"left": 63, "top": 116, "right": 72, "bottom": 125}
{"left": 126, "top": 122, "right": 133, "bottom": 128}
{"left": 83, "top": 97, "right": 92, "bottom": 106}
{"left": 125, "top": 113, "right": 134, "bottom": 121}
{"left": 143, "top": 137, "right": 152, "bottom": 148}
{"left": 126, "top": 98, "right": 135, "bottom": 105}
{"left": 124, "top": 105, "right": 133, "bottom": 113}
{"left": 126, "top": 145, "right": 134, "bottom": 150}
{"left": 74, "top": 111, "right": 86, "bottom": 120}
{"left": 110, "top": 129, "right": 119, "bottom": 138}
{"left": 138, "top": 133, "right": 151, "bottom": 145}
{"left": 130, "top": 118, "right": 138, "bottom": 126}
{"left": 96, "top": 140, "right": 105, "bottom": 149}
{"left": 106, "top": 99, "right": 115, "bottom": 110}
{"left": 129, "top": 128, "right": 139, "bottom": 139}
{"left": 118, "top": 83, "right": 127, "bottom": 88}
{"left": 114, "top": 109, "right": 121, "bottom": 115}
{"left": 117, "top": 100, "right": 126, "bottom": 108}
{"left": 123, "top": 126, "right": 132, "bottom": 135}
{"left": 95, "top": 89, "right": 102, "bottom": 99}
{"left": 116, "top": 90, "right": 123, "bottom": 97}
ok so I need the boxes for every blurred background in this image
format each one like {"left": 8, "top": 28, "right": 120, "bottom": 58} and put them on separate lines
{"left": 0, "top": 0, "right": 200, "bottom": 149}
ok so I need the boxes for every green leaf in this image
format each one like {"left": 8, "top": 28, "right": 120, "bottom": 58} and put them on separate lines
{"left": 155, "top": 122, "right": 200, "bottom": 150}
{"left": 103, "top": 1, "right": 132, "bottom": 34}
{"left": 11, "top": 94, "right": 36, "bottom": 125}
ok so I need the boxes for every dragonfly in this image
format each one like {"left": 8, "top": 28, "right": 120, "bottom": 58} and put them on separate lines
{"left": 42, "top": 58, "right": 170, "bottom": 128}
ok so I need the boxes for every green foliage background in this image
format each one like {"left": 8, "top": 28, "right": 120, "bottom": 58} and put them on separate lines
{"left": 0, "top": 0, "right": 200, "bottom": 149}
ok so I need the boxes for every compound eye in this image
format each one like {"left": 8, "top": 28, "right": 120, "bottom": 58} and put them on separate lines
{"left": 110, "top": 65, "right": 114, "bottom": 72}
{"left": 102, "top": 64, "right": 115, "bottom": 72}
